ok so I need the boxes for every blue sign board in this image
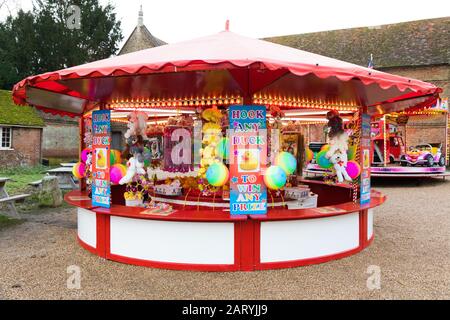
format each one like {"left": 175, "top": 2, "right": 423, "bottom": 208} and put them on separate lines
{"left": 360, "top": 114, "right": 371, "bottom": 205}
{"left": 92, "top": 110, "right": 111, "bottom": 208}
{"left": 229, "top": 105, "right": 267, "bottom": 215}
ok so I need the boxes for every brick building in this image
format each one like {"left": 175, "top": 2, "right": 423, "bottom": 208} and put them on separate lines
{"left": 265, "top": 17, "right": 450, "bottom": 145}
{"left": 0, "top": 90, "right": 44, "bottom": 168}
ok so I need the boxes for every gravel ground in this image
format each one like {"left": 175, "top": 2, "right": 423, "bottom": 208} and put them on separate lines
{"left": 0, "top": 178, "right": 449, "bottom": 300}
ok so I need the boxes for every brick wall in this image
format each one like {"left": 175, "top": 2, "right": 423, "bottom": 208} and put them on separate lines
{"left": 380, "top": 65, "right": 450, "bottom": 98}
{"left": 0, "top": 127, "right": 42, "bottom": 168}
{"left": 403, "top": 114, "right": 447, "bottom": 147}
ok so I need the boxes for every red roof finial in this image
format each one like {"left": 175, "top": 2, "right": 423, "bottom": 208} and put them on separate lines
{"left": 225, "top": 19, "right": 230, "bottom": 31}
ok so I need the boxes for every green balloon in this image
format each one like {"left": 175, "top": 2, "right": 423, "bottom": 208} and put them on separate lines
{"left": 110, "top": 151, "right": 116, "bottom": 165}
{"left": 216, "top": 137, "right": 230, "bottom": 160}
{"left": 347, "top": 145, "right": 357, "bottom": 161}
{"left": 316, "top": 150, "right": 333, "bottom": 169}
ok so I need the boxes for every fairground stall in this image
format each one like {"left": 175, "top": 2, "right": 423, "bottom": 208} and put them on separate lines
{"left": 12, "top": 27, "right": 441, "bottom": 271}
{"left": 370, "top": 97, "right": 449, "bottom": 178}
{"left": 305, "top": 98, "right": 449, "bottom": 178}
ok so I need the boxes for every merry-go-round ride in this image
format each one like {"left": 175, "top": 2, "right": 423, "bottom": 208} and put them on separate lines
{"left": 12, "top": 27, "right": 442, "bottom": 271}
{"left": 305, "top": 98, "right": 449, "bottom": 179}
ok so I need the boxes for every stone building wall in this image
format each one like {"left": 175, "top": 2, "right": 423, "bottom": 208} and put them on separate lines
{"left": 0, "top": 127, "right": 42, "bottom": 168}
{"left": 42, "top": 122, "right": 80, "bottom": 159}
{"left": 40, "top": 112, "right": 80, "bottom": 160}
{"left": 380, "top": 65, "right": 450, "bottom": 98}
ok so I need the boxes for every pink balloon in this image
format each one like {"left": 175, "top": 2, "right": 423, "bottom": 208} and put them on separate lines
{"left": 110, "top": 165, "right": 125, "bottom": 184}
{"left": 346, "top": 160, "right": 361, "bottom": 179}
{"left": 81, "top": 148, "right": 91, "bottom": 163}
{"left": 72, "top": 162, "right": 86, "bottom": 179}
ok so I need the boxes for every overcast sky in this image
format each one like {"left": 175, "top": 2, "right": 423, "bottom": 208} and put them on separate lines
{"left": 1, "top": 0, "right": 449, "bottom": 46}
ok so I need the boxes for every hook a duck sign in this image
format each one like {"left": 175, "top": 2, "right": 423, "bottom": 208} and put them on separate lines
{"left": 92, "top": 110, "right": 111, "bottom": 208}
{"left": 229, "top": 106, "right": 267, "bottom": 215}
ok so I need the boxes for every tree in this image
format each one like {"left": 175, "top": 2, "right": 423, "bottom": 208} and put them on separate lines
{"left": 0, "top": 10, "right": 38, "bottom": 89}
{"left": 0, "top": 0, "right": 123, "bottom": 90}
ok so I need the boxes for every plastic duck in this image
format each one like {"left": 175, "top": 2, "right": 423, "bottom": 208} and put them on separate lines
{"left": 240, "top": 151, "right": 258, "bottom": 171}
{"left": 96, "top": 150, "right": 106, "bottom": 168}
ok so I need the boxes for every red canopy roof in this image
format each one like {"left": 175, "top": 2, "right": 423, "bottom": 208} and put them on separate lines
{"left": 13, "top": 30, "right": 441, "bottom": 116}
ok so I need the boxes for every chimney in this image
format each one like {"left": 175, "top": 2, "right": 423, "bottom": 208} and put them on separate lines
{"left": 138, "top": 5, "right": 144, "bottom": 27}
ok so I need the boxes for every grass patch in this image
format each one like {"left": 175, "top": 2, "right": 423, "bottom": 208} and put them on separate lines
{"left": 0, "top": 165, "right": 47, "bottom": 195}
{"left": 0, "top": 165, "right": 47, "bottom": 213}
{"left": 0, "top": 215, "right": 23, "bottom": 230}
{"left": 0, "top": 165, "right": 75, "bottom": 213}
{"left": 46, "top": 157, "right": 77, "bottom": 167}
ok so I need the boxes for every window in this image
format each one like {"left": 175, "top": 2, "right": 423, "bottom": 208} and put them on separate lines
{"left": 0, "top": 127, "right": 12, "bottom": 149}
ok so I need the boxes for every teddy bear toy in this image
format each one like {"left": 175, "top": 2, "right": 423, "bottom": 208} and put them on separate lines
{"left": 123, "top": 135, "right": 145, "bottom": 163}
{"left": 119, "top": 156, "right": 146, "bottom": 185}
{"left": 125, "top": 111, "right": 149, "bottom": 140}
{"left": 326, "top": 131, "right": 349, "bottom": 159}
{"left": 325, "top": 110, "right": 353, "bottom": 183}
{"left": 329, "top": 152, "right": 352, "bottom": 183}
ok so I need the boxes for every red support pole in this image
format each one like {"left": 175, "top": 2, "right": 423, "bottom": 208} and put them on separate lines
{"left": 79, "top": 116, "right": 86, "bottom": 191}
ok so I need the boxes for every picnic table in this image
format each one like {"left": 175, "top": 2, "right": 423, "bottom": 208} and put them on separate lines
{"left": 60, "top": 163, "right": 76, "bottom": 168}
{"left": 45, "top": 167, "right": 78, "bottom": 189}
{"left": 0, "top": 177, "right": 30, "bottom": 217}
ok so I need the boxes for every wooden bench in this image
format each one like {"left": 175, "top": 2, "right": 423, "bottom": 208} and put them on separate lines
{"left": 45, "top": 168, "right": 78, "bottom": 189}
{"left": 0, "top": 194, "right": 30, "bottom": 204}
{"left": 60, "top": 163, "right": 76, "bottom": 168}
{"left": 0, "top": 194, "right": 31, "bottom": 218}
{"left": 0, "top": 177, "right": 31, "bottom": 217}
{"left": 0, "top": 177, "right": 30, "bottom": 217}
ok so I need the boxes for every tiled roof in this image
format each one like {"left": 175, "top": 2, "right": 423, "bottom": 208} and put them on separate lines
{"left": 118, "top": 25, "right": 166, "bottom": 55}
{"left": 265, "top": 17, "right": 450, "bottom": 68}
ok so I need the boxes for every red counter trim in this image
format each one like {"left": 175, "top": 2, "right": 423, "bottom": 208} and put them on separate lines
{"left": 104, "top": 252, "right": 239, "bottom": 272}
{"left": 64, "top": 191, "right": 96, "bottom": 209}
{"left": 96, "top": 215, "right": 106, "bottom": 258}
{"left": 65, "top": 190, "right": 386, "bottom": 223}
{"left": 71, "top": 190, "right": 384, "bottom": 271}
{"left": 94, "top": 204, "right": 247, "bottom": 222}
{"left": 77, "top": 235, "right": 97, "bottom": 255}
{"left": 256, "top": 245, "right": 364, "bottom": 270}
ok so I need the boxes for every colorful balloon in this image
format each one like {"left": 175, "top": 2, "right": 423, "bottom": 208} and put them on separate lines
{"left": 216, "top": 137, "right": 230, "bottom": 160}
{"left": 347, "top": 145, "right": 357, "bottom": 161}
{"left": 206, "top": 163, "right": 229, "bottom": 187}
{"left": 305, "top": 148, "right": 314, "bottom": 163}
{"left": 316, "top": 150, "right": 333, "bottom": 169}
{"left": 110, "top": 164, "right": 127, "bottom": 184}
{"left": 143, "top": 147, "right": 151, "bottom": 167}
{"left": 264, "top": 165, "right": 287, "bottom": 190}
{"left": 320, "top": 144, "right": 330, "bottom": 152}
{"left": 110, "top": 151, "right": 116, "bottom": 165}
{"left": 72, "top": 162, "right": 86, "bottom": 179}
{"left": 81, "top": 148, "right": 91, "bottom": 163}
{"left": 275, "top": 152, "right": 297, "bottom": 175}
{"left": 346, "top": 160, "right": 361, "bottom": 179}
{"left": 112, "top": 150, "right": 122, "bottom": 164}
